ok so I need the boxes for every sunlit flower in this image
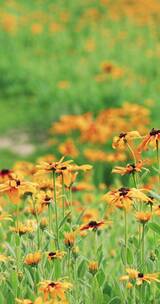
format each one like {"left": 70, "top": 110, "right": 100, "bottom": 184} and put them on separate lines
{"left": 138, "top": 128, "right": 160, "bottom": 152}
{"left": 0, "top": 177, "right": 36, "bottom": 204}
{"left": 112, "top": 131, "right": 141, "bottom": 149}
{"left": 39, "top": 280, "right": 72, "bottom": 301}
{"left": 112, "top": 161, "right": 143, "bottom": 175}
{"left": 36, "top": 157, "right": 73, "bottom": 175}
{"left": 11, "top": 221, "right": 36, "bottom": 235}
{"left": 120, "top": 268, "right": 160, "bottom": 285}
{"left": 103, "top": 187, "right": 151, "bottom": 211}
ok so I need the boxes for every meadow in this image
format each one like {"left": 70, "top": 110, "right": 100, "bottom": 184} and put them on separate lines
{"left": 0, "top": 0, "right": 160, "bottom": 303}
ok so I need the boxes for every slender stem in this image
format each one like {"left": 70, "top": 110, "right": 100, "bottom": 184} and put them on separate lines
{"left": 53, "top": 171, "right": 59, "bottom": 249}
{"left": 141, "top": 224, "right": 145, "bottom": 272}
{"left": 124, "top": 209, "right": 128, "bottom": 267}
{"left": 62, "top": 174, "right": 65, "bottom": 219}
{"left": 156, "top": 139, "right": 160, "bottom": 192}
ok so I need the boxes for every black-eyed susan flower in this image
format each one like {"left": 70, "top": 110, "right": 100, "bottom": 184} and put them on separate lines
{"left": 80, "top": 220, "right": 105, "bottom": 231}
{"left": 39, "top": 280, "right": 72, "bottom": 301}
{"left": 0, "top": 176, "right": 36, "bottom": 204}
{"left": 112, "top": 131, "right": 141, "bottom": 149}
{"left": 47, "top": 251, "right": 66, "bottom": 261}
{"left": 36, "top": 157, "right": 73, "bottom": 175}
{"left": 112, "top": 160, "right": 143, "bottom": 176}
{"left": 103, "top": 187, "right": 151, "bottom": 211}
{"left": 120, "top": 268, "right": 160, "bottom": 286}
{"left": 10, "top": 220, "right": 36, "bottom": 236}
{"left": 138, "top": 128, "right": 160, "bottom": 153}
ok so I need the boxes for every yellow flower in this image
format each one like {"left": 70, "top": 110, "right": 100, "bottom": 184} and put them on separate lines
{"left": 39, "top": 280, "right": 72, "bottom": 301}
{"left": 24, "top": 252, "right": 41, "bottom": 266}
{"left": 0, "top": 176, "right": 36, "bottom": 204}
{"left": 103, "top": 187, "right": 151, "bottom": 211}
{"left": 36, "top": 157, "right": 73, "bottom": 175}
{"left": 138, "top": 128, "right": 160, "bottom": 153}
{"left": 0, "top": 254, "right": 9, "bottom": 263}
{"left": 112, "top": 131, "right": 141, "bottom": 149}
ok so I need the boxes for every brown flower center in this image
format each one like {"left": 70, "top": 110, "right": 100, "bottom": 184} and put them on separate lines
{"left": 119, "top": 187, "right": 130, "bottom": 196}
{"left": 150, "top": 128, "right": 160, "bottom": 136}
{"left": 119, "top": 132, "right": 127, "bottom": 138}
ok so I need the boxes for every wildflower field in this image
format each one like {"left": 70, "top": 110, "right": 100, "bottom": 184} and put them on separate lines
{"left": 1, "top": 1, "right": 160, "bottom": 304}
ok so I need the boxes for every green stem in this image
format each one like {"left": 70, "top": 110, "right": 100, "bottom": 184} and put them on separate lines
{"left": 124, "top": 209, "right": 128, "bottom": 267}
{"left": 62, "top": 174, "right": 65, "bottom": 219}
{"left": 141, "top": 224, "right": 145, "bottom": 272}
{"left": 156, "top": 139, "right": 160, "bottom": 192}
{"left": 53, "top": 172, "right": 59, "bottom": 249}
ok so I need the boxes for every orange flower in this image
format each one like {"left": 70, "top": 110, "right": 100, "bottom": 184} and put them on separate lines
{"left": 24, "top": 252, "right": 41, "bottom": 266}
{"left": 0, "top": 177, "right": 36, "bottom": 204}
{"left": 39, "top": 280, "right": 72, "bottom": 301}
{"left": 138, "top": 128, "right": 160, "bottom": 152}
{"left": 36, "top": 157, "right": 73, "bottom": 175}
{"left": 80, "top": 220, "right": 105, "bottom": 231}
{"left": 47, "top": 251, "right": 66, "bottom": 261}
{"left": 135, "top": 212, "right": 152, "bottom": 224}
{"left": 112, "top": 161, "right": 143, "bottom": 175}
{"left": 88, "top": 261, "right": 99, "bottom": 275}
{"left": 103, "top": 187, "right": 151, "bottom": 211}
{"left": 112, "top": 131, "right": 141, "bottom": 149}
{"left": 120, "top": 268, "right": 160, "bottom": 285}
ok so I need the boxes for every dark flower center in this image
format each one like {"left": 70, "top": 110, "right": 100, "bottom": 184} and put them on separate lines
{"left": 16, "top": 180, "right": 21, "bottom": 186}
{"left": 49, "top": 282, "right": 56, "bottom": 288}
{"left": 119, "top": 132, "right": 127, "bottom": 138}
{"left": 119, "top": 187, "right": 130, "bottom": 196}
{"left": 88, "top": 221, "right": 98, "bottom": 227}
{"left": 150, "top": 128, "right": 160, "bottom": 136}
{"left": 0, "top": 169, "right": 10, "bottom": 175}
{"left": 48, "top": 252, "right": 56, "bottom": 257}
{"left": 138, "top": 272, "right": 144, "bottom": 278}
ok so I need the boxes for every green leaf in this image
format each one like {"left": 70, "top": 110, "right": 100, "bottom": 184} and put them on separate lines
{"left": 103, "top": 282, "right": 112, "bottom": 297}
{"left": 96, "top": 269, "right": 105, "bottom": 286}
{"left": 58, "top": 211, "right": 71, "bottom": 230}
{"left": 77, "top": 260, "right": 86, "bottom": 278}
{"left": 108, "top": 297, "right": 121, "bottom": 304}
{"left": 149, "top": 222, "right": 160, "bottom": 235}
{"left": 121, "top": 246, "right": 133, "bottom": 265}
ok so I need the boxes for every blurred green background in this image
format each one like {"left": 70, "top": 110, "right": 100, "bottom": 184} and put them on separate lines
{"left": 0, "top": 0, "right": 160, "bottom": 166}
